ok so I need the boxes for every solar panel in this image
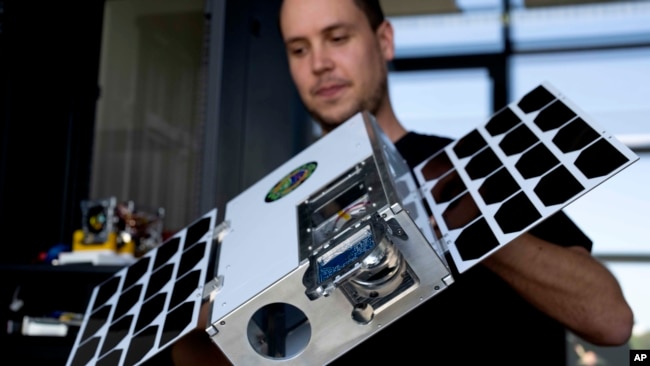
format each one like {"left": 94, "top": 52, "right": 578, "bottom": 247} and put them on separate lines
{"left": 66, "top": 209, "right": 218, "bottom": 366}
{"left": 414, "top": 82, "right": 639, "bottom": 273}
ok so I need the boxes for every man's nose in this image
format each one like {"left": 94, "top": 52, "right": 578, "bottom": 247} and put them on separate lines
{"left": 311, "top": 46, "right": 334, "bottom": 74}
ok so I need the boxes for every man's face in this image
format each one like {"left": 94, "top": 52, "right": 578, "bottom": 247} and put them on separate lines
{"left": 280, "top": 0, "right": 393, "bottom": 132}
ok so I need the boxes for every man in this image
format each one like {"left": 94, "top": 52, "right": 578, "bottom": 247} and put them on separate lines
{"left": 172, "top": 0, "right": 633, "bottom": 364}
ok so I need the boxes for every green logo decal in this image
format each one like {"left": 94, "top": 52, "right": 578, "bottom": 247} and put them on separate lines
{"left": 265, "top": 162, "right": 317, "bottom": 203}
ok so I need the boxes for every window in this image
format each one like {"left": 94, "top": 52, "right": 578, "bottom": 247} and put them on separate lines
{"left": 388, "top": 68, "right": 492, "bottom": 138}
{"left": 387, "top": 0, "right": 650, "bottom": 357}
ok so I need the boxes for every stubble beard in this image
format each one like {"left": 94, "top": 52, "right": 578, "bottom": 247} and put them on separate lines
{"left": 309, "top": 76, "right": 388, "bottom": 134}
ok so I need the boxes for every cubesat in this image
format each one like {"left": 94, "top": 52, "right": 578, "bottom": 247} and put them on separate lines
{"left": 67, "top": 83, "right": 639, "bottom": 365}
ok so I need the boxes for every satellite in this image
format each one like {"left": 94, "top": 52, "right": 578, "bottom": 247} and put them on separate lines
{"left": 67, "top": 82, "right": 639, "bottom": 365}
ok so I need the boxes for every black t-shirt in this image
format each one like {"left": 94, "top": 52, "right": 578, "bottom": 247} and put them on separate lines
{"left": 333, "top": 131, "right": 592, "bottom": 365}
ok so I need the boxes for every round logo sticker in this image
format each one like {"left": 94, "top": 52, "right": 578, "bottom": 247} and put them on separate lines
{"left": 265, "top": 162, "right": 317, "bottom": 203}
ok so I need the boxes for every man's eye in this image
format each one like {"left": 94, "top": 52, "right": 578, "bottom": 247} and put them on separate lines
{"left": 330, "top": 34, "right": 349, "bottom": 44}
{"left": 289, "top": 47, "right": 306, "bottom": 56}
{"left": 287, "top": 43, "right": 310, "bottom": 56}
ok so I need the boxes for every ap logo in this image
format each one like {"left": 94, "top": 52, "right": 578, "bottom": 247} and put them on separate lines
{"left": 631, "top": 350, "right": 650, "bottom": 365}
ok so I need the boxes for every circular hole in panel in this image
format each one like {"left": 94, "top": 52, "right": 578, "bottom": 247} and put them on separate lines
{"left": 247, "top": 303, "right": 311, "bottom": 360}
{"left": 351, "top": 303, "right": 374, "bottom": 324}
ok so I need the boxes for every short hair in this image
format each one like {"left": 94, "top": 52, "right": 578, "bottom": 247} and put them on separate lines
{"left": 279, "top": 0, "right": 386, "bottom": 34}
{"left": 353, "top": 0, "right": 385, "bottom": 30}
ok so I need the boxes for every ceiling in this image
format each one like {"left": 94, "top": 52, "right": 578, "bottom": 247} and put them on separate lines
{"left": 379, "top": 0, "right": 459, "bottom": 16}
{"left": 379, "top": 0, "right": 620, "bottom": 16}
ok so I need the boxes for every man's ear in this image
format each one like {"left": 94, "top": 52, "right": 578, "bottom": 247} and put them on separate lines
{"left": 377, "top": 20, "right": 395, "bottom": 62}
